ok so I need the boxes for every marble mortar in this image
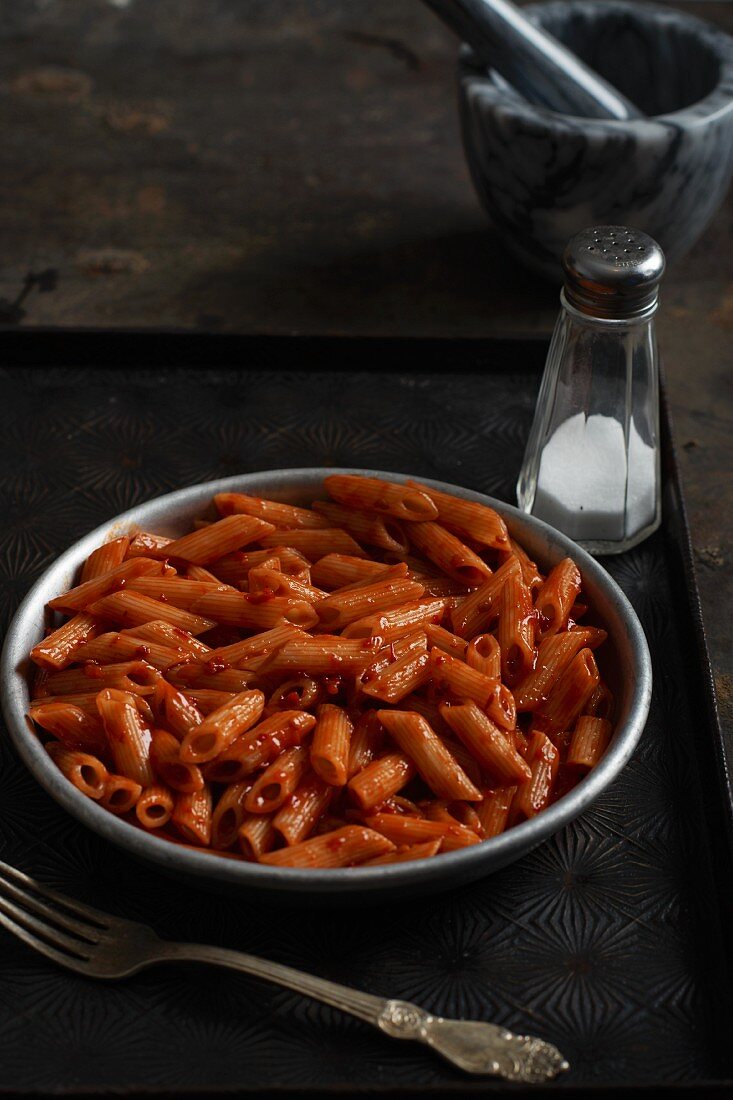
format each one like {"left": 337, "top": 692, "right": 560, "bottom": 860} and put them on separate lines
{"left": 458, "top": 0, "right": 733, "bottom": 279}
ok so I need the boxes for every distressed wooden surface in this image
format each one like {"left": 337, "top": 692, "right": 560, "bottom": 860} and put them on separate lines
{"left": 0, "top": 0, "right": 731, "bottom": 731}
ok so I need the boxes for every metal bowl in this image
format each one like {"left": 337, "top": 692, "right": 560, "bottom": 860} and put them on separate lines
{"left": 1, "top": 469, "right": 651, "bottom": 900}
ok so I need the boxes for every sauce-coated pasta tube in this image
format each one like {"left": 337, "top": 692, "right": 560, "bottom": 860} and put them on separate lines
{"left": 324, "top": 474, "right": 438, "bottom": 522}
{"left": 512, "top": 731, "right": 559, "bottom": 819}
{"left": 317, "top": 577, "right": 425, "bottom": 630}
{"left": 45, "top": 742, "right": 108, "bottom": 799}
{"left": 258, "top": 527, "right": 367, "bottom": 560}
{"left": 179, "top": 689, "right": 265, "bottom": 764}
{"left": 127, "top": 532, "right": 172, "bottom": 558}
{"left": 507, "top": 538, "right": 544, "bottom": 592}
{"left": 126, "top": 577, "right": 231, "bottom": 609}
{"left": 153, "top": 679, "right": 204, "bottom": 740}
{"left": 310, "top": 704, "right": 352, "bottom": 786}
{"left": 203, "top": 711, "right": 316, "bottom": 783}
{"left": 449, "top": 557, "right": 521, "bottom": 638}
{"left": 100, "top": 774, "right": 142, "bottom": 815}
{"left": 406, "top": 481, "right": 510, "bottom": 549}
{"left": 465, "top": 633, "right": 501, "bottom": 679}
{"left": 362, "top": 840, "right": 443, "bottom": 865}
{"left": 376, "top": 710, "right": 481, "bottom": 802}
{"left": 272, "top": 772, "right": 333, "bottom": 846}
{"left": 476, "top": 786, "right": 517, "bottom": 838}
{"left": 214, "top": 491, "right": 329, "bottom": 530}
{"left": 313, "top": 500, "right": 409, "bottom": 555}
{"left": 513, "top": 629, "right": 598, "bottom": 712}
{"left": 439, "top": 701, "right": 531, "bottom": 784}
{"left": 150, "top": 728, "right": 204, "bottom": 793}
{"left": 75, "top": 631, "right": 184, "bottom": 672}
{"left": 31, "top": 613, "right": 102, "bottom": 671}
{"left": 260, "top": 825, "right": 395, "bottom": 868}
{"left": 135, "top": 784, "right": 174, "bottom": 829}
{"left": 365, "top": 813, "right": 480, "bottom": 851}
{"left": 407, "top": 522, "right": 492, "bottom": 586}
{"left": 261, "top": 635, "right": 379, "bottom": 676}
{"left": 48, "top": 558, "right": 171, "bottom": 614}
{"left": 347, "top": 751, "right": 416, "bottom": 811}
{"left": 30, "top": 702, "right": 106, "bottom": 754}
{"left": 535, "top": 558, "right": 582, "bottom": 638}
{"left": 89, "top": 591, "right": 216, "bottom": 635}
{"left": 496, "top": 572, "right": 536, "bottom": 685}
{"left": 172, "top": 785, "right": 212, "bottom": 846}
{"left": 155, "top": 514, "right": 275, "bottom": 564}
{"left": 211, "top": 782, "right": 253, "bottom": 849}
{"left": 347, "top": 711, "right": 384, "bottom": 777}
{"left": 568, "top": 716, "right": 612, "bottom": 769}
{"left": 427, "top": 648, "right": 498, "bottom": 709}
{"left": 239, "top": 813, "right": 277, "bottom": 861}
{"left": 424, "top": 623, "right": 468, "bottom": 659}
{"left": 536, "top": 648, "right": 600, "bottom": 732}
{"left": 310, "top": 554, "right": 392, "bottom": 590}
{"left": 96, "top": 687, "right": 154, "bottom": 787}
{"left": 189, "top": 591, "right": 318, "bottom": 631}
{"left": 360, "top": 646, "right": 430, "bottom": 704}
{"left": 122, "top": 620, "right": 211, "bottom": 657}
{"left": 247, "top": 568, "right": 327, "bottom": 605}
{"left": 244, "top": 745, "right": 310, "bottom": 815}
{"left": 81, "top": 537, "right": 130, "bottom": 582}
{"left": 342, "top": 598, "right": 447, "bottom": 642}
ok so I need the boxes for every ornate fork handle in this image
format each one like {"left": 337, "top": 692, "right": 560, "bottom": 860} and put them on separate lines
{"left": 160, "top": 942, "right": 567, "bottom": 1082}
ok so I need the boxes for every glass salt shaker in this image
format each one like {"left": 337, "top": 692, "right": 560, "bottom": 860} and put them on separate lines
{"left": 517, "top": 226, "right": 664, "bottom": 554}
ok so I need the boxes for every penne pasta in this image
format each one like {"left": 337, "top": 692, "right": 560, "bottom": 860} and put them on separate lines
{"left": 475, "top": 786, "right": 517, "bottom": 838}
{"left": 376, "top": 710, "right": 482, "bottom": 802}
{"left": 313, "top": 500, "right": 409, "bottom": 555}
{"left": 426, "top": 648, "right": 498, "bottom": 710}
{"left": 365, "top": 813, "right": 480, "bottom": 852}
{"left": 406, "top": 522, "right": 492, "bottom": 586}
{"left": 183, "top": 688, "right": 236, "bottom": 715}
{"left": 211, "top": 782, "right": 253, "bottom": 849}
{"left": 152, "top": 678, "right": 205, "bottom": 739}
{"left": 496, "top": 572, "right": 536, "bottom": 685}
{"left": 81, "top": 537, "right": 130, "bottom": 582}
{"left": 362, "top": 839, "right": 443, "bottom": 865}
{"left": 127, "top": 532, "right": 172, "bottom": 558}
{"left": 31, "top": 613, "right": 102, "bottom": 671}
{"left": 259, "top": 825, "right": 395, "bottom": 868}
{"left": 310, "top": 554, "right": 393, "bottom": 591}
{"left": 424, "top": 622, "right": 468, "bottom": 659}
{"left": 272, "top": 772, "right": 333, "bottom": 846}
{"left": 154, "top": 514, "right": 275, "bottom": 564}
{"left": 317, "top": 577, "right": 424, "bottom": 630}
{"left": 347, "top": 751, "right": 416, "bottom": 811}
{"left": 324, "top": 474, "right": 438, "bottom": 522}
{"left": 30, "top": 701, "right": 107, "bottom": 754}
{"left": 259, "top": 528, "right": 367, "bottom": 560}
{"left": 45, "top": 742, "right": 108, "bottom": 799}
{"left": 450, "top": 557, "right": 521, "bottom": 638}
{"left": 405, "top": 481, "right": 510, "bottom": 549}
{"left": 347, "top": 711, "right": 384, "bottom": 777}
{"left": 567, "top": 715, "right": 613, "bottom": 770}
{"left": 465, "top": 633, "right": 501, "bottom": 679}
{"left": 310, "top": 704, "right": 353, "bottom": 786}
{"left": 536, "top": 648, "right": 600, "bottom": 732}
{"left": 203, "top": 711, "right": 316, "bottom": 784}
{"left": 189, "top": 590, "right": 318, "bottom": 631}
{"left": 244, "top": 745, "right": 310, "bottom": 815}
{"left": 360, "top": 645, "right": 430, "bottom": 704}
{"left": 48, "top": 558, "right": 173, "bottom": 614}
{"left": 75, "top": 631, "right": 184, "bottom": 672}
{"left": 535, "top": 558, "right": 582, "bottom": 638}
{"left": 88, "top": 591, "right": 216, "bottom": 635}
{"left": 135, "top": 784, "right": 174, "bottom": 829}
{"left": 121, "top": 620, "right": 211, "bottom": 656}
{"left": 150, "top": 728, "right": 204, "bottom": 793}
{"left": 261, "top": 634, "right": 380, "bottom": 676}
{"left": 45, "top": 659, "right": 158, "bottom": 698}
{"left": 214, "top": 491, "right": 329, "bottom": 530}
{"left": 439, "top": 701, "right": 531, "bottom": 784}
{"left": 247, "top": 567, "right": 327, "bottom": 605}
{"left": 126, "top": 577, "right": 232, "bottom": 609}
{"left": 512, "top": 731, "right": 559, "bottom": 819}
{"left": 342, "top": 598, "right": 447, "bottom": 642}
{"left": 96, "top": 687, "right": 154, "bottom": 787}
{"left": 172, "top": 785, "right": 212, "bottom": 846}
{"left": 239, "top": 812, "right": 278, "bottom": 861}
{"left": 507, "top": 538, "right": 544, "bottom": 592}
{"left": 179, "top": 689, "right": 265, "bottom": 763}
{"left": 100, "top": 774, "right": 142, "bottom": 815}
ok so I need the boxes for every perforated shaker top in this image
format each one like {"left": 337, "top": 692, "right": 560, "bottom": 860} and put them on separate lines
{"left": 562, "top": 226, "right": 666, "bottom": 319}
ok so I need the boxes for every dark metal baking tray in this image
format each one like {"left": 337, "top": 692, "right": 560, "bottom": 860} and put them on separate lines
{"left": 0, "top": 332, "right": 730, "bottom": 1097}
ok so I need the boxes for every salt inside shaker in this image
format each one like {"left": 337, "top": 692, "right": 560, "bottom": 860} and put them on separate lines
{"left": 517, "top": 226, "right": 664, "bottom": 554}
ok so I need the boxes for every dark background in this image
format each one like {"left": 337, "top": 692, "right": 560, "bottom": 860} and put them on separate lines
{"left": 0, "top": 0, "right": 729, "bottom": 747}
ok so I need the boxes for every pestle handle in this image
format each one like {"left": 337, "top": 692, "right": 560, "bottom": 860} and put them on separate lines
{"left": 422, "top": 0, "right": 643, "bottom": 120}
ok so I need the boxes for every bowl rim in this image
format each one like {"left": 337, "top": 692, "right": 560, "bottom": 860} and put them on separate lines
{"left": 1, "top": 467, "right": 652, "bottom": 894}
{"left": 459, "top": 0, "right": 733, "bottom": 129}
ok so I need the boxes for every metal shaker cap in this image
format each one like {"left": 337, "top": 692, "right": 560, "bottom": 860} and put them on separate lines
{"left": 562, "top": 226, "right": 665, "bottom": 319}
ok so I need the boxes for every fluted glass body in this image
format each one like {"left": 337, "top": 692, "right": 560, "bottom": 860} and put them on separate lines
{"left": 517, "top": 293, "right": 661, "bottom": 555}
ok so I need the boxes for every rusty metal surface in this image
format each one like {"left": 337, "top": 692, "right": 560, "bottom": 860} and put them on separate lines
{"left": 0, "top": 0, "right": 731, "bottom": 735}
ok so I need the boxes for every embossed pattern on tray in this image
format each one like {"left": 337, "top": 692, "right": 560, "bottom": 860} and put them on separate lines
{"left": 0, "top": 361, "right": 728, "bottom": 1091}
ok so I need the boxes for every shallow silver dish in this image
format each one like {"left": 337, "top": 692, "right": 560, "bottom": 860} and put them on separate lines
{"left": 1, "top": 469, "right": 651, "bottom": 900}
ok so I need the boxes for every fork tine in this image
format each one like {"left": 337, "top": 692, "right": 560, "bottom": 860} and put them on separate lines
{"left": 0, "top": 875, "right": 102, "bottom": 944}
{"left": 0, "top": 905, "right": 92, "bottom": 974}
{"left": 0, "top": 859, "right": 112, "bottom": 928}
{"left": 0, "top": 894, "right": 94, "bottom": 959}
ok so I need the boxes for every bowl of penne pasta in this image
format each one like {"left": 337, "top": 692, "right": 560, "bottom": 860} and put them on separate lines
{"left": 1, "top": 469, "right": 651, "bottom": 899}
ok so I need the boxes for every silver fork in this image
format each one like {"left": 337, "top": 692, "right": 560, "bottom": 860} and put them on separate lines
{"left": 0, "top": 858, "right": 568, "bottom": 1083}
